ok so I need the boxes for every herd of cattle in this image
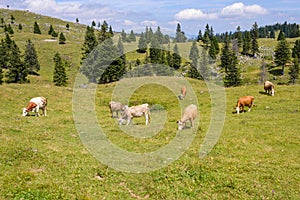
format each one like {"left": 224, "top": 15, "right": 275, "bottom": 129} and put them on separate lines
{"left": 22, "top": 81, "right": 275, "bottom": 130}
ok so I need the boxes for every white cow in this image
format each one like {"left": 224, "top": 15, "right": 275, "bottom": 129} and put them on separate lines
{"left": 22, "top": 97, "right": 47, "bottom": 117}
{"left": 118, "top": 103, "right": 151, "bottom": 125}
{"left": 264, "top": 81, "right": 275, "bottom": 96}
{"left": 177, "top": 104, "right": 198, "bottom": 130}
{"left": 109, "top": 101, "right": 126, "bottom": 118}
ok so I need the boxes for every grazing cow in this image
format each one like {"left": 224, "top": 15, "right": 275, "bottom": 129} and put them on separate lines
{"left": 22, "top": 97, "right": 47, "bottom": 117}
{"left": 236, "top": 96, "right": 254, "bottom": 114}
{"left": 118, "top": 103, "right": 151, "bottom": 125}
{"left": 109, "top": 101, "right": 126, "bottom": 118}
{"left": 264, "top": 81, "right": 275, "bottom": 96}
{"left": 179, "top": 86, "right": 187, "bottom": 100}
{"left": 177, "top": 104, "right": 198, "bottom": 130}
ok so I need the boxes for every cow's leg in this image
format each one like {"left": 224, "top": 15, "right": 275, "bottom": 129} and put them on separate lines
{"left": 145, "top": 114, "right": 149, "bottom": 125}
{"left": 42, "top": 107, "right": 47, "bottom": 116}
{"left": 35, "top": 106, "right": 40, "bottom": 117}
{"left": 248, "top": 103, "right": 254, "bottom": 112}
{"left": 190, "top": 118, "right": 194, "bottom": 128}
{"left": 126, "top": 117, "right": 131, "bottom": 125}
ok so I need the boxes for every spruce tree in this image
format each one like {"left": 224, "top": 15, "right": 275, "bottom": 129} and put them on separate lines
{"left": 81, "top": 26, "right": 97, "bottom": 62}
{"left": 59, "top": 32, "right": 66, "bottom": 44}
{"left": 121, "top": 29, "right": 127, "bottom": 42}
{"left": 274, "top": 37, "right": 291, "bottom": 75}
{"left": 172, "top": 44, "right": 181, "bottom": 69}
{"left": 221, "top": 33, "right": 242, "bottom": 87}
{"left": 24, "top": 39, "right": 40, "bottom": 75}
{"left": 33, "top": 21, "right": 41, "bottom": 34}
{"left": 289, "top": 57, "right": 299, "bottom": 84}
{"left": 6, "top": 41, "right": 28, "bottom": 83}
{"left": 277, "top": 30, "right": 285, "bottom": 41}
{"left": 189, "top": 40, "right": 199, "bottom": 67}
{"left": 149, "top": 36, "right": 162, "bottom": 64}
{"left": 251, "top": 22, "right": 259, "bottom": 56}
{"left": 53, "top": 53, "right": 67, "bottom": 86}
{"left": 292, "top": 40, "right": 300, "bottom": 59}
{"left": 99, "top": 37, "right": 126, "bottom": 83}
{"left": 174, "top": 23, "right": 186, "bottom": 43}
{"left": 18, "top": 24, "right": 22, "bottom": 32}
{"left": 128, "top": 30, "right": 136, "bottom": 42}
{"left": 137, "top": 32, "right": 147, "bottom": 53}
{"left": 242, "top": 31, "right": 251, "bottom": 55}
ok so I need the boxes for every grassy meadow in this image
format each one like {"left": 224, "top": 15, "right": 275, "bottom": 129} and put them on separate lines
{"left": 1, "top": 8, "right": 300, "bottom": 199}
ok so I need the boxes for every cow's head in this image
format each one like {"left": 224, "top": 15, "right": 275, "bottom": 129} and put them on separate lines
{"left": 22, "top": 108, "right": 28, "bottom": 116}
{"left": 271, "top": 87, "right": 275, "bottom": 96}
{"left": 177, "top": 120, "right": 185, "bottom": 130}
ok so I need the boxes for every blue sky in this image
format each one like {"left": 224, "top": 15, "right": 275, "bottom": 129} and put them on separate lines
{"left": 1, "top": 0, "right": 299, "bottom": 36}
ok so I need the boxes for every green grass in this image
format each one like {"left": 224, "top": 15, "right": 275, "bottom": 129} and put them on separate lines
{"left": 1, "top": 8, "right": 300, "bottom": 200}
{"left": 1, "top": 80, "right": 300, "bottom": 199}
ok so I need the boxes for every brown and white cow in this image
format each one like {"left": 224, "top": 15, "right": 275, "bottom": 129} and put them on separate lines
{"left": 264, "top": 81, "right": 275, "bottom": 96}
{"left": 109, "top": 101, "right": 126, "bottom": 118}
{"left": 179, "top": 86, "right": 187, "bottom": 100}
{"left": 235, "top": 96, "right": 254, "bottom": 114}
{"left": 177, "top": 104, "right": 198, "bottom": 130}
{"left": 118, "top": 103, "right": 151, "bottom": 125}
{"left": 22, "top": 97, "right": 47, "bottom": 117}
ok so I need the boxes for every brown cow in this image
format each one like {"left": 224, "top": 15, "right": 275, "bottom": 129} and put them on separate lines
{"left": 236, "top": 96, "right": 255, "bottom": 114}
{"left": 264, "top": 81, "right": 275, "bottom": 96}
{"left": 179, "top": 86, "right": 187, "bottom": 100}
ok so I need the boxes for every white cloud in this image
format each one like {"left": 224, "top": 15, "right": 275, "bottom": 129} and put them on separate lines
{"left": 221, "top": 2, "right": 268, "bottom": 18}
{"left": 141, "top": 20, "right": 157, "bottom": 27}
{"left": 168, "top": 20, "right": 181, "bottom": 25}
{"left": 174, "top": 8, "right": 217, "bottom": 20}
{"left": 124, "top": 20, "right": 136, "bottom": 26}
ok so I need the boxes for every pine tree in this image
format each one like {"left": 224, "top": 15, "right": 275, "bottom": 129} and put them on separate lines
{"left": 149, "top": 36, "right": 162, "bottom": 64}
{"left": 289, "top": 57, "right": 299, "bottom": 84}
{"left": 221, "top": 33, "right": 242, "bottom": 87}
{"left": 154, "top": 26, "right": 164, "bottom": 44}
{"left": 137, "top": 32, "right": 147, "bottom": 53}
{"left": 197, "top": 30, "right": 202, "bottom": 42}
{"left": 189, "top": 40, "right": 199, "bottom": 67}
{"left": 66, "top": 23, "right": 70, "bottom": 30}
{"left": 18, "top": 23, "right": 22, "bottom": 32}
{"left": 98, "top": 21, "right": 111, "bottom": 43}
{"left": 121, "top": 29, "right": 127, "bottom": 42}
{"left": 174, "top": 23, "right": 186, "bottom": 43}
{"left": 251, "top": 22, "right": 259, "bottom": 56}
{"left": 235, "top": 26, "right": 243, "bottom": 48}
{"left": 81, "top": 26, "right": 97, "bottom": 62}
{"left": 99, "top": 37, "right": 126, "bottom": 83}
{"left": 292, "top": 39, "right": 300, "bottom": 59}
{"left": 128, "top": 30, "right": 136, "bottom": 42}
{"left": 7, "top": 24, "right": 14, "bottom": 34}
{"left": 10, "top": 15, "right": 15, "bottom": 24}
{"left": 59, "top": 32, "right": 66, "bottom": 44}
{"left": 270, "top": 28, "right": 275, "bottom": 39}
{"left": 24, "top": 39, "right": 40, "bottom": 75}
{"left": 53, "top": 53, "right": 67, "bottom": 86}
{"left": 6, "top": 40, "right": 28, "bottom": 83}
{"left": 48, "top": 25, "right": 55, "bottom": 35}
{"left": 202, "top": 24, "right": 210, "bottom": 49}
{"left": 81, "top": 37, "right": 123, "bottom": 83}
{"left": 33, "top": 21, "right": 41, "bottom": 34}
{"left": 274, "top": 37, "right": 291, "bottom": 75}
{"left": 172, "top": 44, "right": 181, "bottom": 69}
{"left": 208, "top": 40, "right": 216, "bottom": 60}
{"left": 242, "top": 31, "right": 251, "bottom": 55}
{"left": 277, "top": 30, "right": 285, "bottom": 41}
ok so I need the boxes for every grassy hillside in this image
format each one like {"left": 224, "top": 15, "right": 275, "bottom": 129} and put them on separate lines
{"left": 0, "top": 9, "right": 300, "bottom": 199}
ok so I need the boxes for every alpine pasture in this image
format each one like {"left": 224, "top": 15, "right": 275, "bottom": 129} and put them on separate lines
{"left": 0, "top": 9, "right": 300, "bottom": 199}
